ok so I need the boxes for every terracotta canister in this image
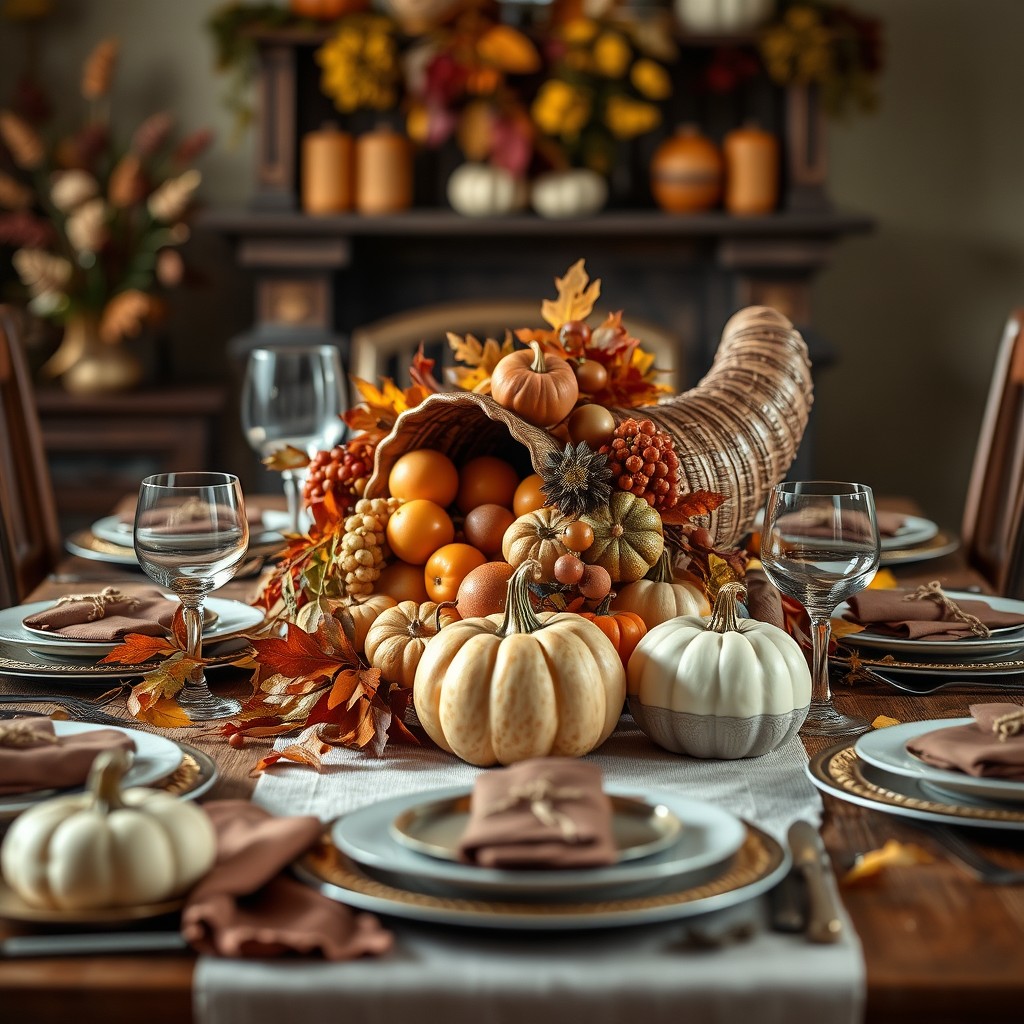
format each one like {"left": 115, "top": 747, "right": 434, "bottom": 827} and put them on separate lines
{"left": 724, "top": 123, "right": 779, "bottom": 215}
{"left": 650, "top": 125, "right": 723, "bottom": 214}
{"left": 301, "top": 123, "right": 354, "bottom": 214}
{"left": 356, "top": 126, "right": 413, "bottom": 215}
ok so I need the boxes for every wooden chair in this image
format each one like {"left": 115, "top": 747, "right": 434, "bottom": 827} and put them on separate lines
{"left": 349, "top": 298, "right": 682, "bottom": 399}
{"left": 961, "top": 308, "right": 1024, "bottom": 597}
{"left": 0, "top": 307, "right": 62, "bottom": 607}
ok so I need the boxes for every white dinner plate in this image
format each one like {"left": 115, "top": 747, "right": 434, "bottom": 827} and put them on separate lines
{"left": 753, "top": 510, "right": 939, "bottom": 551}
{"left": 0, "top": 720, "right": 183, "bottom": 820}
{"left": 855, "top": 719, "right": 1024, "bottom": 805}
{"left": 332, "top": 786, "right": 747, "bottom": 900}
{"left": 65, "top": 530, "right": 138, "bottom": 566}
{"left": 91, "top": 510, "right": 293, "bottom": 548}
{"left": 835, "top": 591, "right": 1024, "bottom": 657}
{"left": 1, "top": 597, "right": 265, "bottom": 659}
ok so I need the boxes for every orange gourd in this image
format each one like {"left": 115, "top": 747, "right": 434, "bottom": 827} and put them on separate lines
{"left": 290, "top": 0, "right": 368, "bottom": 19}
{"left": 650, "top": 125, "right": 723, "bottom": 214}
{"left": 580, "top": 595, "right": 647, "bottom": 668}
{"left": 490, "top": 342, "right": 579, "bottom": 427}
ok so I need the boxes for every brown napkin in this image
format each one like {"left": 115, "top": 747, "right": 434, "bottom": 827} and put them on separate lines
{"left": 0, "top": 718, "right": 136, "bottom": 796}
{"left": 745, "top": 569, "right": 787, "bottom": 631}
{"left": 182, "top": 801, "right": 393, "bottom": 960}
{"left": 458, "top": 759, "right": 617, "bottom": 869}
{"left": 116, "top": 496, "right": 264, "bottom": 530}
{"left": 22, "top": 586, "right": 180, "bottom": 642}
{"left": 906, "top": 704, "right": 1024, "bottom": 780}
{"left": 776, "top": 509, "right": 905, "bottom": 539}
{"left": 842, "top": 589, "right": 1024, "bottom": 640}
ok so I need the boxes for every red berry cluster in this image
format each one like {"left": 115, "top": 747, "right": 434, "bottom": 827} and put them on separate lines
{"left": 303, "top": 439, "right": 376, "bottom": 511}
{"left": 599, "top": 417, "right": 680, "bottom": 510}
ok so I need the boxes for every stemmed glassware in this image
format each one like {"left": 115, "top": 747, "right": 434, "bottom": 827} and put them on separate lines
{"left": 133, "top": 472, "right": 249, "bottom": 720}
{"left": 240, "top": 344, "right": 346, "bottom": 534}
{"left": 760, "top": 481, "right": 880, "bottom": 737}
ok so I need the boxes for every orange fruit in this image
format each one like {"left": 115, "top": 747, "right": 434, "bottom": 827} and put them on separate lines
{"left": 456, "top": 561, "right": 516, "bottom": 618}
{"left": 512, "top": 474, "right": 547, "bottom": 517}
{"left": 386, "top": 499, "right": 454, "bottom": 565}
{"left": 388, "top": 450, "right": 459, "bottom": 507}
{"left": 424, "top": 543, "right": 488, "bottom": 603}
{"left": 456, "top": 456, "right": 520, "bottom": 513}
{"left": 374, "top": 561, "right": 429, "bottom": 604}
{"left": 463, "top": 503, "right": 516, "bottom": 557}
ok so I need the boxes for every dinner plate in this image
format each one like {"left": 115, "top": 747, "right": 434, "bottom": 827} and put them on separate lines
{"left": 0, "top": 720, "right": 183, "bottom": 820}
{"left": 2, "top": 597, "right": 265, "bottom": 659}
{"left": 333, "top": 786, "right": 747, "bottom": 900}
{"left": 834, "top": 591, "right": 1024, "bottom": 657}
{"left": 878, "top": 531, "right": 960, "bottom": 567}
{"left": 90, "top": 509, "right": 293, "bottom": 548}
{"left": 391, "top": 792, "right": 683, "bottom": 865}
{"left": 855, "top": 719, "right": 1024, "bottom": 805}
{"left": 753, "top": 510, "right": 939, "bottom": 551}
{"left": 807, "top": 742, "right": 1024, "bottom": 830}
{"left": 0, "top": 877, "right": 183, "bottom": 925}
{"left": 297, "top": 822, "right": 786, "bottom": 931}
{"left": 66, "top": 530, "right": 139, "bottom": 566}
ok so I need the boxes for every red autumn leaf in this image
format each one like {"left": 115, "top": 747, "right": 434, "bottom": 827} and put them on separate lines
{"left": 660, "top": 490, "right": 728, "bottom": 526}
{"left": 170, "top": 605, "right": 188, "bottom": 651}
{"left": 100, "top": 633, "right": 178, "bottom": 665}
{"left": 250, "top": 623, "right": 347, "bottom": 681}
{"left": 386, "top": 685, "right": 419, "bottom": 746}
{"left": 409, "top": 343, "right": 441, "bottom": 393}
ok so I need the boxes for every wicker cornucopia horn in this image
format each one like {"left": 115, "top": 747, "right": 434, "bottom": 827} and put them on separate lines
{"left": 366, "top": 306, "right": 812, "bottom": 547}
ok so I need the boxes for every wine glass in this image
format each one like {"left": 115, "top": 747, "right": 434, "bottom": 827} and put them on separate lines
{"left": 240, "top": 344, "right": 347, "bottom": 534}
{"left": 760, "top": 481, "right": 880, "bottom": 737}
{"left": 133, "top": 472, "right": 249, "bottom": 721}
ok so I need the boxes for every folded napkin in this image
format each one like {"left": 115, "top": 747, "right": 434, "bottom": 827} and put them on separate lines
{"left": 906, "top": 703, "right": 1024, "bottom": 780}
{"left": 182, "top": 801, "right": 393, "bottom": 960}
{"left": 458, "top": 758, "right": 617, "bottom": 869}
{"left": 0, "top": 718, "right": 135, "bottom": 796}
{"left": 745, "top": 569, "right": 787, "bottom": 631}
{"left": 776, "top": 509, "right": 905, "bottom": 540}
{"left": 22, "top": 586, "right": 181, "bottom": 642}
{"left": 842, "top": 586, "right": 1024, "bottom": 640}
{"left": 116, "top": 496, "right": 264, "bottom": 530}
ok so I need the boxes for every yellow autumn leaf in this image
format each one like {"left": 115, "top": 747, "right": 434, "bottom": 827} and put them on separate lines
{"left": 871, "top": 715, "right": 902, "bottom": 729}
{"left": 445, "top": 331, "right": 515, "bottom": 393}
{"left": 263, "top": 445, "right": 311, "bottom": 472}
{"left": 541, "top": 259, "right": 602, "bottom": 330}
{"left": 477, "top": 24, "right": 541, "bottom": 74}
{"left": 868, "top": 569, "right": 899, "bottom": 590}
{"left": 830, "top": 618, "right": 866, "bottom": 639}
{"left": 842, "top": 840, "right": 933, "bottom": 886}
{"left": 706, "top": 554, "right": 738, "bottom": 605}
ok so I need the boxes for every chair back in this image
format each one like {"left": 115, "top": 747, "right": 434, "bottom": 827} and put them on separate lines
{"left": 349, "top": 299, "right": 681, "bottom": 399}
{"left": 0, "top": 308, "right": 61, "bottom": 606}
{"left": 961, "top": 309, "right": 1024, "bottom": 596}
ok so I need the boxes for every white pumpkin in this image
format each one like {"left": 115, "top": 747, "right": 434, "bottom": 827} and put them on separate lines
{"left": 627, "top": 582, "right": 811, "bottom": 758}
{"left": 612, "top": 551, "right": 708, "bottom": 628}
{"left": 0, "top": 749, "right": 216, "bottom": 910}
{"left": 447, "top": 163, "right": 528, "bottom": 217}
{"left": 675, "top": 0, "right": 773, "bottom": 34}
{"left": 530, "top": 169, "right": 608, "bottom": 219}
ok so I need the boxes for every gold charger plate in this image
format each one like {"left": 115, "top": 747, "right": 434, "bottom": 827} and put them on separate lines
{"left": 295, "top": 823, "right": 787, "bottom": 931}
{"left": 878, "top": 530, "right": 960, "bottom": 566}
{"left": 0, "top": 878, "right": 183, "bottom": 925}
{"left": 807, "top": 743, "right": 1024, "bottom": 830}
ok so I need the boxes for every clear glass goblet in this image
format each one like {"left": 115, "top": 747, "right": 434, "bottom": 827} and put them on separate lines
{"left": 133, "top": 472, "right": 249, "bottom": 721}
{"left": 240, "top": 344, "right": 346, "bottom": 534}
{"left": 760, "top": 481, "right": 880, "bottom": 737}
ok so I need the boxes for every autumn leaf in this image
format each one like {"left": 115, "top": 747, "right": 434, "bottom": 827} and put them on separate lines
{"left": 251, "top": 722, "right": 331, "bottom": 776}
{"left": 343, "top": 375, "right": 431, "bottom": 443}
{"left": 263, "top": 445, "right": 312, "bottom": 472}
{"left": 445, "top": 331, "right": 515, "bottom": 393}
{"left": 250, "top": 622, "right": 347, "bottom": 682}
{"left": 477, "top": 24, "right": 541, "bottom": 74}
{"left": 125, "top": 654, "right": 198, "bottom": 727}
{"left": 830, "top": 618, "right": 866, "bottom": 640}
{"left": 660, "top": 490, "right": 728, "bottom": 526}
{"left": 705, "top": 554, "right": 738, "bottom": 605}
{"left": 541, "top": 259, "right": 601, "bottom": 330}
{"left": 100, "top": 633, "right": 178, "bottom": 665}
{"left": 843, "top": 840, "right": 933, "bottom": 886}
{"left": 128, "top": 694, "right": 194, "bottom": 728}
{"left": 409, "top": 343, "right": 441, "bottom": 393}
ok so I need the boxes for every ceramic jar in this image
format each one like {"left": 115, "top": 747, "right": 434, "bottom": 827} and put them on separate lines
{"left": 355, "top": 126, "right": 413, "bottom": 215}
{"left": 650, "top": 125, "right": 723, "bottom": 214}
{"left": 723, "top": 123, "right": 780, "bottom": 215}
{"left": 301, "top": 123, "right": 354, "bottom": 214}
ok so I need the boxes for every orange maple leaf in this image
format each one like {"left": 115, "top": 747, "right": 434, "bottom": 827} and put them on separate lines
{"left": 250, "top": 622, "right": 347, "bottom": 681}
{"left": 100, "top": 633, "right": 178, "bottom": 665}
{"left": 660, "top": 490, "right": 728, "bottom": 526}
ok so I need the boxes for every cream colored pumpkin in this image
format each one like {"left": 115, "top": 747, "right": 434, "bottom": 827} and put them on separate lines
{"left": 343, "top": 595, "right": 398, "bottom": 653}
{"left": 0, "top": 750, "right": 216, "bottom": 911}
{"left": 530, "top": 169, "right": 608, "bottom": 219}
{"left": 501, "top": 507, "right": 571, "bottom": 581}
{"left": 447, "top": 163, "right": 528, "bottom": 217}
{"left": 365, "top": 599, "right": 460, "bottom": 688}
{"left": 413, "top": 560, "right": 625, "bottom": 766}
{"left": 581, "top": 491, "right": 664, "bottom": 584}
{"left": 627, "top": 582, "right": 811, "bottom": 758}
{"left": 612, "top": 550, "right": 709, "bottom": 627}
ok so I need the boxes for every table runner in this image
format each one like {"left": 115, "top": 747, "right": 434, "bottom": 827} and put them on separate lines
{"left": 196, "top": 722, "right": 865, "bottom": 1024}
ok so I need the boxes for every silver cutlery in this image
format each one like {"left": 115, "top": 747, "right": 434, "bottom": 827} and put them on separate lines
{"left": 787, "top": 820, "right": 844, "bottom": 943}
{"left": 924, "top": 825, "right": 1024, "bottom": 885}
{"left": 0, "top": 694, "right": 126, "bottom": 728}
{"left": 1, "top": 931, "right": 188, "bottom": 958}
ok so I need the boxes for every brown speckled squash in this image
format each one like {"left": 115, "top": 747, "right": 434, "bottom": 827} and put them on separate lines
{"left": 581, "top": 491, "right": 664, "bottom": 584}
{"left": 501, "top": 507, "right": 571, "bottom": 581}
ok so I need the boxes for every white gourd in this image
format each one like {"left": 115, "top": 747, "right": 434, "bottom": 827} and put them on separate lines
{"left": 627, "top": 582, "right": 810, "bottom": 758}
{"left": 530, "top": 169, "right": 608, "bottom": 218}
{"left": 447, "top": 163, "right": 528, "bottom": 217}
{"left": 0, "top": 749, "right": 216, "bottom": 910}
{"left": 675, "top": 0, "right": 773, "bottom": 34}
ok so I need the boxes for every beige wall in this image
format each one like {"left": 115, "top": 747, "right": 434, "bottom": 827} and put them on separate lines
{"left": 3, "top": 1, "right": 1024, "bottom": 525}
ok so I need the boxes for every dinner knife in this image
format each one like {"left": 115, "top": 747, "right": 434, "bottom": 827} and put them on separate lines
{"left": 1, "top": 931, "right": 188, "bottom": 958}
{"left": 787, "top": 820, "right": 844, "bottom": 944}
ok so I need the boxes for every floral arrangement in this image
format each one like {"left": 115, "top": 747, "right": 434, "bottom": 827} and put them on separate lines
{"left": 0, "top": 37, "right": 210, "bottom": 379}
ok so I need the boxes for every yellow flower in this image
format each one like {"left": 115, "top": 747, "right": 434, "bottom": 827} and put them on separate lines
{"left": 563, "top": 18, "right": 599, "bottom": 45}
{"left": 592, "top": 31, "right": 631, "bottom": 78}
{"left": 316, "top": 18, "right": 399, "bottom": 114}
{"left": 604, "top": 95, "right": 660, "bottom": 140}
{"left": 631, "top": 59, "right": 671, "bottom": 101}
{"left": 531, "top": 80, "right": 591, "bottom": 141}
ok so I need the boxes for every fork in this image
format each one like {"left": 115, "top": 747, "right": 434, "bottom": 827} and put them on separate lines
{"left": 925, "top": 825, "right": 1024, "bottom": 885}
{"left": 0, "top": 693, "right": 127, "bottom": 728}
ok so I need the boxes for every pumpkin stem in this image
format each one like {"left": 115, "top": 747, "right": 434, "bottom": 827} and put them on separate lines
{"left": 646, "top": 550, "right": 673, "bottom": 585}
{"left": 435, "top": 601, "right": 458, "bottom": 632}
{"left": 593, "top": 592, "right": 615, "bottom": 616}
{"left": 497, "top": 559, "right": 546, "bottom": 637}
{"left": 88, "top": 748, "right": 131, "bottom": 814}
{"left": 705, "top": 581, "right": 747, "bottom": 634}
{"left": 528, "top": 341, "right": 550, "bottom": 374}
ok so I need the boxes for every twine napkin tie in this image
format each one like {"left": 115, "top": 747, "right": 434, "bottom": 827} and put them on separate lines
{"left": 902, "top": 581, "right": 991, "bottom": 637}
{"left": 483, "top": 777, "right": 585, "bottom": 843}
{"left": 53, "top": 586, "right": 140, "bottom": 622}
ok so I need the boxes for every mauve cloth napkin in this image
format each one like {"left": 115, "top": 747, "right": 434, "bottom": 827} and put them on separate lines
{"left": 182, "top": 801, "right": 393, "bottom": 960}
{"left": 745, "top": 569, "right": 787, "bottom": 631}
{"left": 0, "top": 718, "right": 135, "bottom": 795}
{"left": 776, "top": 509, "right": 905, "bottom": 539}
{"left": 906, "top": 704, "right": 1024, "bottom": 779}
{"left": 22, "top": 586, "right": 179, "bottom": 642}
{"left": 842, "top": 589, "right": 1024, "bottom": 640}
{"left": 116, "top": 496, "right": 265, "bottom": 529}
{"left": 458, "top": 758, "right": 617, "bottom": 869}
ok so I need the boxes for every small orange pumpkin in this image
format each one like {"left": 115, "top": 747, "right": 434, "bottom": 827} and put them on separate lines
{"left": 580, "top": 595, "right": 648, "bottom": 668}
{"left": 290, "top": 0, "right": 369, "bottom": 19}
{"left": 490, "top": 342, "right": 579, "bottom": 427}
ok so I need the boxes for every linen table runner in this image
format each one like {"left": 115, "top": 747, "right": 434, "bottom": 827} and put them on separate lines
{"left": 196, "top": 722, "right": 865, "bottom": 1024}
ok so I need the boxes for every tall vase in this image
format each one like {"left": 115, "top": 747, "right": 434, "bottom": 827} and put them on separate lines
{"left": 42, "top": 312, "right": 143, "bottom": 394}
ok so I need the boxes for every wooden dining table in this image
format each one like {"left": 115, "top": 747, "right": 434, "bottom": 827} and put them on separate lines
{"left": 2, "top": 498, "right": 1023, "bottom": 1024}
